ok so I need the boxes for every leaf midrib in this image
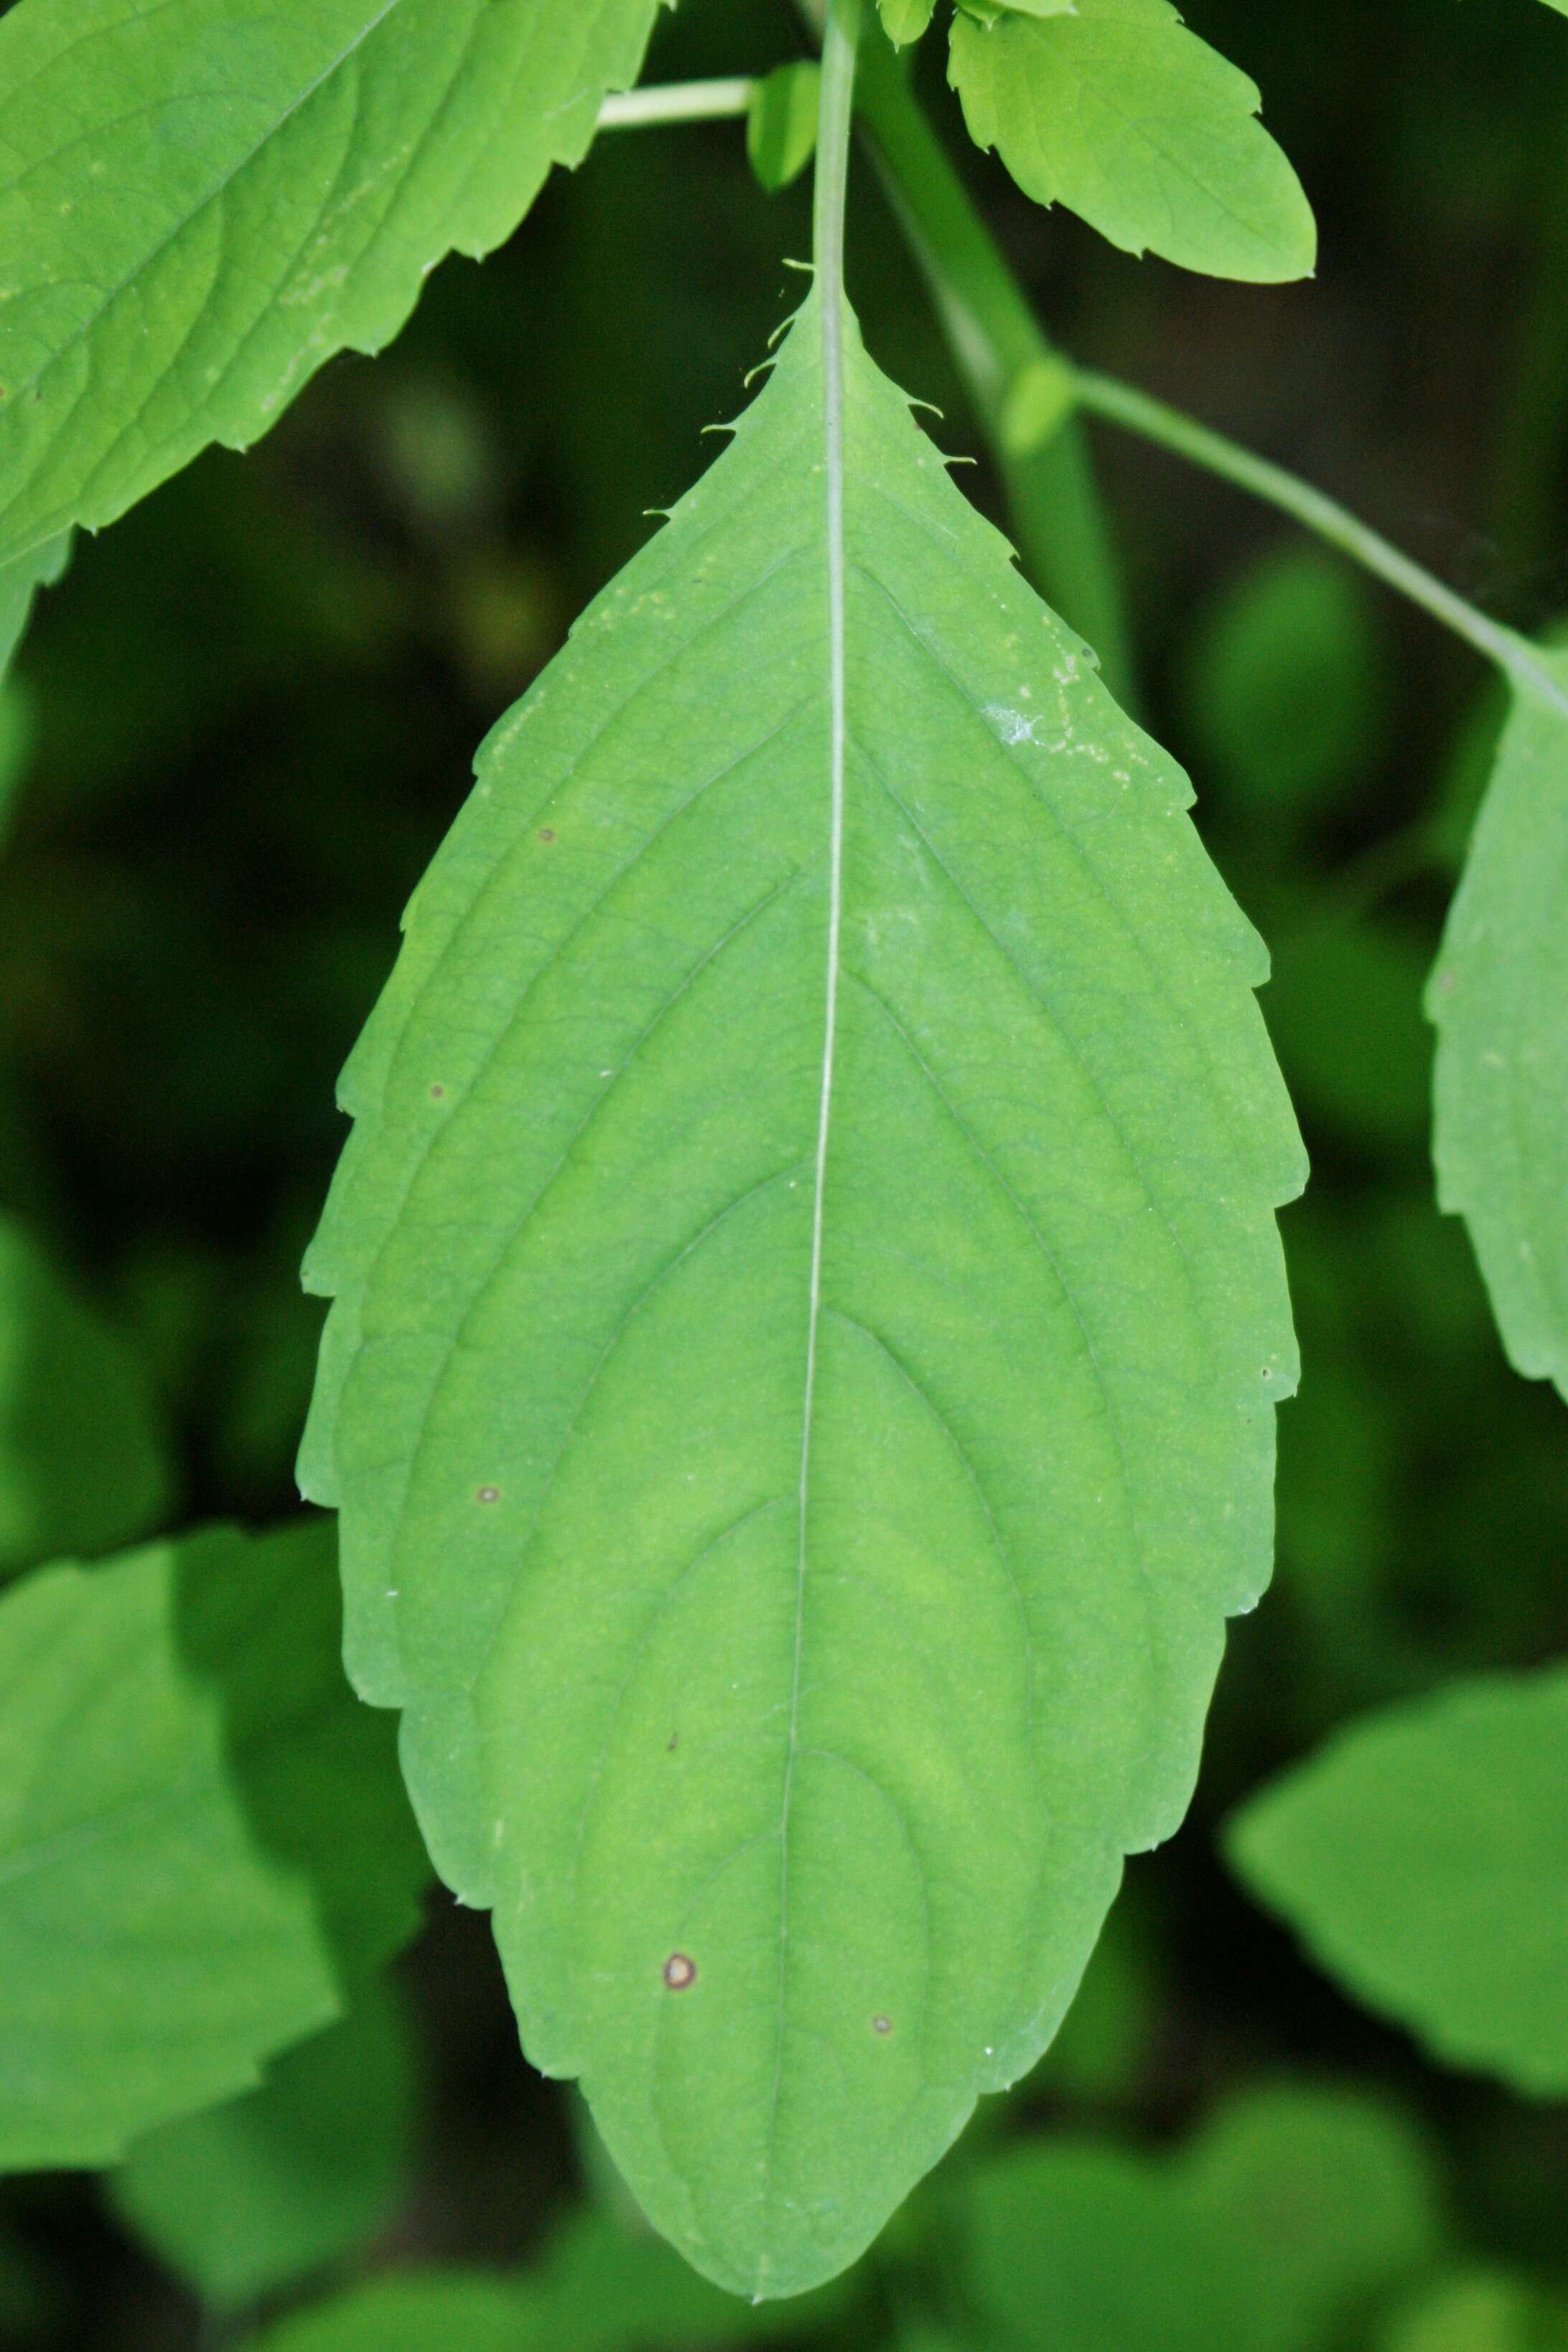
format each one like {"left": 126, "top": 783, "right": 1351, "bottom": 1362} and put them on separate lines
{"left": 762, "top": 282, "right": 848, "bottom": 2277}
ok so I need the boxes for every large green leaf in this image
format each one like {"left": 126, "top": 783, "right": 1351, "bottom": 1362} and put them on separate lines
{"left": 0, "top": 0, "right": 669, "bottom": 567}
{"left": 111, "top": 1984, "right": 416, "bottom": 2308}
{"left": 1427, "top": 651, "right": 1568, "bottom": 1399}
{"left": 948, "top": 0, "right": 1316, "bottom": 282}
{"left": 1228, "top": 1666, "right": 1568, "bottom": 2095}
{"left": 0, "top": 1520, "right": 427, "bottom": 2167}
{"left": 961, "top": 2082, "right": 1439, "bottom": 2352}
{"left": 302, "top": 284, "right": 1301, "bottom": 2294}
{"left": 0, "top": 1214, "right": 171, "bottom": 1580}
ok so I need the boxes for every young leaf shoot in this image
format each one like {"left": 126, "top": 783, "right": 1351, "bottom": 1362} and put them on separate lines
{"left": 948, "top": 0, "right": 1317, "bottom": 281}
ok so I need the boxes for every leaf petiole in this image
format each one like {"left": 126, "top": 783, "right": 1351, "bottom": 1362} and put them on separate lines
{"left": 1073, "top": 369, "right": 1568, "bottom": 719}
{"left": 596, "top": 78, "right": 758, "bottom": 131}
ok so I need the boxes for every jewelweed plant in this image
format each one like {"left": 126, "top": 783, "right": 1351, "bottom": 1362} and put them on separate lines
{"left": 0, "top": 0, "right": 1564, "bottom": 2343}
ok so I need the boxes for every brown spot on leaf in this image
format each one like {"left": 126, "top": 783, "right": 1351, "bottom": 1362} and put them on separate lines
{"left": 538, "top": 828, "right": 555, "bottom": 843}
{"left": 663, "top": 1953, "right": 696, "bottom": 1990}
{"left": 476, "top": 1485, "right": 500, "bottom": 1505}
{"left": 872, "top": 2014, "right": 892, "bottom": 2035}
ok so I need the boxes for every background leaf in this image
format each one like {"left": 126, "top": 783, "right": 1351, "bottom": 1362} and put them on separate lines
{"left": 1027, "top": 1897, "right": 1158, "bottom": 2104}
{"left": 0, "top": 537, "right": 68, "bottom": 851}
{"left": 1428, "top": 650, "right": 1568, "bottom": 1399}
{"left": 1383, "top": 2273, "right": 1568, "bottom": 2352}
{"left": 0, "top": 0, "right": 669, "bottom": 567}
{"left": 0, "top": 1520, "right": 427, "bottom": 2168}
{"left": 1266, "top": 917, "right": 1433, "bottom": 1159}
{"left": 747, "top": 62, "right": 822, "bottom": 195}
{"left": 250, "top": 2273, "right": 543, "bottom": 2352}
{"left": 877, "top": 0, "right": 938, "bottom": 44}
{"left": 109, "top": 1983, "right": 416, "bottom": 2310}
{"left": 0, "top": 1214, "right": 171, "bottom": 1582}
{"left": 948, "top": 0, "right": 1316, "bottom": 281}
{"left": 1178, "top": 546, "right": 1389, "bottom": 825}
{"left": 0, "top": 686, "right": 39, "bottom": 860}
{"left": 1228, "top": 1666, "right": 1568, "bottom": 2096}
{"left": 1181, "top": 2087, "right": 1442, "bottom": 2351}
{"left": 248, "top": 2210, "right": 849, "bottom": 2351}
{"left": 961, "top": 2082, "right": 1439, "bottom": 2352}
{"left": 302, "top": 286, "right": 1301, "bottom": 2295}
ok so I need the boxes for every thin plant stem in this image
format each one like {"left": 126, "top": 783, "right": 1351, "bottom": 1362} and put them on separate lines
{"left": 1073, "top": 369, "right": 1568, "bottom": 718}
{"left": 597, "top": 78, "right": 757, "bottom": 131}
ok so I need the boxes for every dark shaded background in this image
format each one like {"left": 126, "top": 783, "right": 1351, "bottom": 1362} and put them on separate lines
{"left": 2, "top": 0, "right": 1566, "bottom": 2341}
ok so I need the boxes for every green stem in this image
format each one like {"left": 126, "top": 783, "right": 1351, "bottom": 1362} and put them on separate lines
{"left": 596, "top": 78, "right": 758, "bottom": 130}
{"left": 1073, "top": 368, "right": 1568, "bottom": 718}
{"left": 816, "top": 2, "right": 862, "bottom": 276}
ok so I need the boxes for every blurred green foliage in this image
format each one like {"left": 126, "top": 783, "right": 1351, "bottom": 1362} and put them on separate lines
{"left": 0, "top": 1214, "right": 169, "bottom": 1577}
{"left": 0, "top": 0, "right": 1564, "bottom": 2342}
{"left": 109, "top": 1988, "right": 418, "bottom": 2311}
{"left": 0, "top": 1524, "right": 427, "bottom": 2172}
{"left": 956, "top": 2085, "right": 1440, "bottom": 2352}
{"left": 1231, "top": 1669, "right": 1568, "bottom": 2098}
{"left": 1383, "top": 2274, "right": 1568, "bottom": 2352}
